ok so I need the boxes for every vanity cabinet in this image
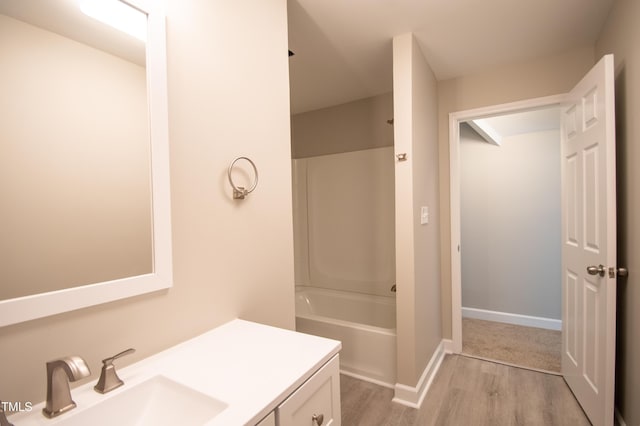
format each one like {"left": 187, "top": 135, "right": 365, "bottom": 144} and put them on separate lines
{"left": 257, "top": 354, "right": 341, "bottom": 426}
{"left": 10, "top": 320, "right": 342, "bottom": 426}
{"left": 277, "top": 355, "right": 341, "bottom": 426}
{"left": 256, "top": 411, "right": 276, "bottom": 426}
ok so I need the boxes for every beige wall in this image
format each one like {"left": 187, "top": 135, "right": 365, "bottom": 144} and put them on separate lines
{"left": 437, "top": 46, "right": 595, "bottom": 338}
{"left": 393, "top": 33, "right": 441, "bottom": 388}
{"left": 0, "top": 0, "right": 294, "bottom": 406}
{"left": 291, "top": 92, "right": 394, "bottom": 158}
{"left": 596, "top": 1, "right": 640, "bottom": 424}
{"left": 0, "top": 14, "right": 151, "bottom": 300}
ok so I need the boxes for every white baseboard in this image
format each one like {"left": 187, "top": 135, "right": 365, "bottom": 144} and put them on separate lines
{"left": 442, "top": 338, "right": 455, "bottom": 354}
{"left": 462, "top": 307, "right": 562, "bottom": 331}
{"left": 339, "top": 369, "right": 395, "bottom": 389}
{"left": 392, "top": 339, "right": 446, "bottom": 408}
{"left": 615, "top": 407, "right": 627, "bottom": 426}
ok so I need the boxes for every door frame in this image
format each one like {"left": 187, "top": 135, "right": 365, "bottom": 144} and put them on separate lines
{"left": 448, "top": 94, "right": 566, "bottom": 353}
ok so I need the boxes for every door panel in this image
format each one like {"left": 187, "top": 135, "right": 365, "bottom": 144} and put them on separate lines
{"left": 566, "top": 154, "right": 579, "bottom": 245}
{"left": 583, "top": 279, "right": 599, "bottom": 390}
{"left": 561, "top": 54, "right": 617, "bottom": 426}
{"left": 565, "top": 271, "right": 578, "bottom": 364}
{"left": 583, "top": 144, "right": 600, "bottom": 252}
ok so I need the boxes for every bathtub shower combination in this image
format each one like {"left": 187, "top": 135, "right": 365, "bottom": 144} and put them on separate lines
{"left": 295, "top": 286, "right": 397, "bottom": 386}
{"left": 292, "top": 147, "right": 397, "bottom": 387}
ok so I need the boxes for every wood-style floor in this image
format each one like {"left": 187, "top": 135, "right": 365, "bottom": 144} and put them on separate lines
{"left": 340, "top": 354, "right": 591, "bottom": 426}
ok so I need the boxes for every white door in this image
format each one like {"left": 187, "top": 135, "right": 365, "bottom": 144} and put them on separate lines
{"left": 561, "top": 54, "right": 617, "bottom": 426}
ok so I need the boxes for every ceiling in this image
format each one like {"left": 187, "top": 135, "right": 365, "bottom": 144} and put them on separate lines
{"left": 288, "top": 0, "right": 615, "bottom": 114}
{"left": 0, "top": 0, "right": 145, "bottom": 66}
{"left": 465, "top": 106, "right": 561, "bottom": 146}
{"left": 482, "top": 107, "right": 561, "bottom": 138}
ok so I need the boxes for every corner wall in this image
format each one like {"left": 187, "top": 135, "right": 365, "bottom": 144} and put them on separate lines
{"left": 393, "top": 33, "right": 442, "bottom": 398}
{"left": 596, "top": 1, "right": 640, "bottom": 424}
{"left": 0, "top": 0, "right": 295, "bottom": 406}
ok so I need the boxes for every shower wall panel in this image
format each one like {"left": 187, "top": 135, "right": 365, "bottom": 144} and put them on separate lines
{"left": 292, "top": 147, "right": 395, "bottom": 297}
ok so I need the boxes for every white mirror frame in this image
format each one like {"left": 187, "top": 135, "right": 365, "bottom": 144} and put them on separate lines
{"left": 0, "top": 0, "right": 172, "bottom": 327}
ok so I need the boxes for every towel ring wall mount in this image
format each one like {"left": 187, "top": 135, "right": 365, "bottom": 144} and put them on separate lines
{"left": 227, "top": 156, "right": 258, "bottom": 200}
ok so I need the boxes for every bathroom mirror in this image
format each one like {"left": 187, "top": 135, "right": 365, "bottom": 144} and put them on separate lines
{"left": 0, "top": 0, "right": 172, "bottom": 327}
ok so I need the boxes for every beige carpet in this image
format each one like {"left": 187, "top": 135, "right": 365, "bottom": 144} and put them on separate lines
{"left": 462, "top": 318, "right": 561, "bottom": 373}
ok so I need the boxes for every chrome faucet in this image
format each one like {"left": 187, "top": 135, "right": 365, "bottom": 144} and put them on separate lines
{"left": 42, "top": 356, "right": 91, "bottom": 418}
{"left": 0, "top": 400, "right": 15, "bottom": 426}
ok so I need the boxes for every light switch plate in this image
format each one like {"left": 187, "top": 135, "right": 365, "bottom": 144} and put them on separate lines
{"left": 421, "top": 206, "right": 429, "bottom": 224}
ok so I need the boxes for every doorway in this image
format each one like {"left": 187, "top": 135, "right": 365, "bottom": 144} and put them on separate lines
{"left": 448, "top": 94, "right": 565, "bottom": 355}
{"left": 448, "top": 55, "right": 618, "bottom": 426}
{"left": 457, "top": 106, "right": 562, "bottom": 372}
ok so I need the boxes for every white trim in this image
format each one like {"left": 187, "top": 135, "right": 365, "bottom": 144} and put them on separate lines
{"left": 614, "top": 407, "right": 627, "bottom": 426}
{"left": 449, "top": 94, "right": 566, "bottom": 353}
{"left": 462, "top": 307, "right": 562, "bottom": 331}
{"left": 468, "top": 119, "right": 502, "bottom": 146}
{"left": 442, "top": 338, "right": 455, "bottom": 354}
{"left": 340, "top": 370, "right": 395, "bottom": 389}
{"left": 392, "top": 340, "right": 446, "bottom": 408}
{"left": 461, "top": 353, "right": 562, "bottom": 376}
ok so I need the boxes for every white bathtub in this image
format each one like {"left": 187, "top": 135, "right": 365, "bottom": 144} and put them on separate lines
{"left": 295, "top": 286, "right": 397, "bottom": 387}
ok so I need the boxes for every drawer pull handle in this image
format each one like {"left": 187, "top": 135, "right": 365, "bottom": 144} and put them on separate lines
{"left": 312, "top": 413, "right": 324, "bottom": 425}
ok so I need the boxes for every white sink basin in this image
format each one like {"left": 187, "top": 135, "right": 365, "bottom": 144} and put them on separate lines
{"left": 55, "top": 375, "right": 227, "bottom": 426}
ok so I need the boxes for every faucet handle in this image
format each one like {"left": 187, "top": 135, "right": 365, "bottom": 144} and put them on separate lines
{"left": 94, "top": 348, "right": 135, "bottom": 394}
{"left": 0, "top": 401, "right": 15, "bottom": 426}
{"left": 102, "top": 348, "right": 136, "bottom": 366}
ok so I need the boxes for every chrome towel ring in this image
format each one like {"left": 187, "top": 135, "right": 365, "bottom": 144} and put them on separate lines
{"left": 227, "top": 156, "right": 258, "bottom": 200}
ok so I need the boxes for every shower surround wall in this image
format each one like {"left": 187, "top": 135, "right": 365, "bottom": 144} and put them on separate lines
{"left": 291, "top": 93, "right": 397, "bottom": 385}
{"left": 292, "top": 147, "right": 395, "bottom": 296}
{"left": 291, "top": 92, "right": 395, "bottom": 297}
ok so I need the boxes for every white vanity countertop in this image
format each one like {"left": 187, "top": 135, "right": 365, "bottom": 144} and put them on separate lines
{"left": 11, "top": 319, "right": 341, "bottom": 426}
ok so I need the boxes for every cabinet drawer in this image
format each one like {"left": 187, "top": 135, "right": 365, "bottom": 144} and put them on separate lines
{"left": 277, "top": 355, "right": 341, "bottom": 426}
